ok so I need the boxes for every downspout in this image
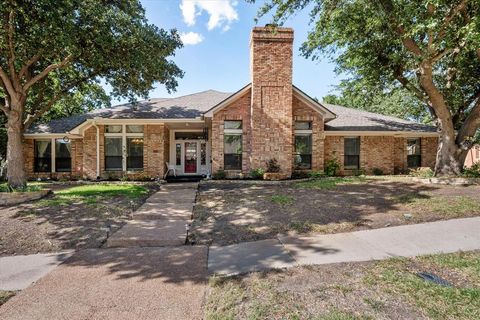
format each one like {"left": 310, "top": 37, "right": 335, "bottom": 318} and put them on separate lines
{"left": 92, "top": 121, "right": 100, "bottom": 179}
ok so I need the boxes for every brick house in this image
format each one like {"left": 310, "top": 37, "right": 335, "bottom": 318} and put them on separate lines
{"left": 24, "top": 26, "right": 439, "bottom": 180}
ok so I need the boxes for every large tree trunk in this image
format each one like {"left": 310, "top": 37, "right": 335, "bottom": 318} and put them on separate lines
{"left": 434, "top": 130, "right": 465, "bottom": 176}
{"left": 6, "top": 104, "right": 27, "bottom": 189}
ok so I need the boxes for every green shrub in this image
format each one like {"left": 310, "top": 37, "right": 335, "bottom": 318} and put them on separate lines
{"left": 325, "top": 158, "right": 340, "bottom": 176}
{"left": 213, "top": 170, "right": 227, "bottom": 180}
{"left": 250, "top": 168, "right": 265, "bottom": 179}
{"left": 462, "top": 162, "right": 480, "bottom": 178}
{"left": 265, "top": 158, "right": 281, "bottom": 173}
{"left": 409, "top": 167, "right": 434, "bottom": 178}
{"left": 372, "top": 168, "right": 384, "bottom": 176}
{"left": 0, "top": 184, "right": 42, "bottom": 193}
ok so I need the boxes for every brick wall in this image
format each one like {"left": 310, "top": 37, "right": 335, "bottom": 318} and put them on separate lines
{"left": 144, "top": 124, "right": 168, "bottom": 177}
{"left": 250, "top": 26, "right": 294, "bottom": 176}
{"left": 361, "top": 136, "right": 395, "bottom": 174}
{"left": 292, "top": 96, "right": 324, "bottom": 171}
{"left": 83, "top": 125, "right": 100, "bottom": 179}
{"left": 211, "top": 90, "right": 251, "bottom": 175}
{"left": 324, "top": 135, "right": 437, "bottom": 175}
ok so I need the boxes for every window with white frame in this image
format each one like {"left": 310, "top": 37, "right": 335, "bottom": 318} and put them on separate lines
{"left": 104, "top": 125, "right": 144, "bottom": 171}
{"left": 294, "top": 121, "right": 313, "bottom": 169}
{"left": 407, "top": 138, "right": 421, "bottom": 168}
{"left": 344, "top": 137, "right": 360, "bottom": 169}
{"left": 34, "top": 138, "right": 72, "bottom": 173}
{"left": 224, "top": 120, "right": 242, "bottom": 170}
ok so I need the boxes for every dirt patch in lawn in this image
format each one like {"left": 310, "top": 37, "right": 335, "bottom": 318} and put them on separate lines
{"left": 205, "top": 251, "right": 480, "bottom": 320}
{"left": 0, "top": 183, "right": 159, "bottom": 256}
{"left": 192, "top": 178, "right": 480, "bottom": 246}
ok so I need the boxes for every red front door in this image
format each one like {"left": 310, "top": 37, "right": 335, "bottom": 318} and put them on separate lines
{"left": 184, "top": 142, "right": 197, "bottom": 173}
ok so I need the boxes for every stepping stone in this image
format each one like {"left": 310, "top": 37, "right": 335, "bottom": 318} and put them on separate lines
{"left": 106, "top": 220, "right": 187, "bottom": 247}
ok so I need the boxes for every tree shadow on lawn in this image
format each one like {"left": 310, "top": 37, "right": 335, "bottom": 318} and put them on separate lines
{"left": 192, "top": 180, "right": 442, "bottom": 245}
{"left": 0, "top": 183, "right": 159, "bottom": 256}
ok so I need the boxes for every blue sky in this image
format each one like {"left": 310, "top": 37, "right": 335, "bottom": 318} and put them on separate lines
{"left": 111, "top": 0, "right": 343, "bottom": 103}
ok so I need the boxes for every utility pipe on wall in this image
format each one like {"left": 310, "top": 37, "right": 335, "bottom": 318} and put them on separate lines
{"left": 92, "top": 122, "right": 100, "bottom": 179}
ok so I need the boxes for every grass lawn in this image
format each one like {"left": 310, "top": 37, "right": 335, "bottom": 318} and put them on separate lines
{"left": 205, "top": 251, "right": 480, "bottom": 320}
{"left": 0, "top": 182, "right": 158, "bottom": 256}
{"left": 0, "top": 291, "right": 15, "bottom": 307}
{"left": 192, "top": 178, "right": 480, "bottom": 246}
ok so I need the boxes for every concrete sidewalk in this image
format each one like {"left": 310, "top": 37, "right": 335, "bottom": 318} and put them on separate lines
{"left": 0, "top": 251, "right": 73, "bottom": 291}
{"left": 208, "top": 217, "right": 480, "bottom": 275}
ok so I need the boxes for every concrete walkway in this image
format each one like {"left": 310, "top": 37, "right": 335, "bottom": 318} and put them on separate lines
{"left": 208, "top": 216, "right": 480, "bottom": 275}
{"left": 106, "top": 182, "right": 198, "bottom": 247}
{"left": 0, "top": 251, "right": 73, "bottom": 290}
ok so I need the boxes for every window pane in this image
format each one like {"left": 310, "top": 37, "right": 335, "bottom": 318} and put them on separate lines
{"left": 224, "top": 134, "right": 242, "bottom": 154}
{"left": 295, "top": 135, "right": 312, "bottom": 154}
{"left": 174, "top": 132, "right": 204, "bottom": 140}
{"left": 105, "top": 137, "right": 122, "bottom": 170}
{"left": 407, "top": 138, "right": 421, "bottom": 155}
{"left": 127, "top": 138, "right": 143, "bottom": 170}
{"left": 294, "top": 121, "right": 312, "bottom": 130}
{"left": 408, "top": 155, "right": 422, "bottom": 168}
{"left": 105, "top": 125, "right": 122, "bottom": 133}
{"left": 201, "top": 143, "right": 207, "bottom": 166}
{"left": 126, "top": 125, "right": 144, "bottom": 133}
{"left": 344, "top": 137, "right": 360, "bottom": 155}
{"left": 344, "top": 155, "right": 360, "bottom": 169}
{"left": 35, "top": 140, "right": 51, "bottom": 172}
{"left": 176, "top": 143, "right": 181, "bottom": 166}
{"left": 55, "top": 140, "right": 71, "bottom": 172}
{"left": 224, "top": 120, "right": 242, "bottom": 130}
{"left": 224, "top": 155, "right": 242, "bottom": 170}
{"left": 224, "top": 134, "right": 242, "bottom": 170}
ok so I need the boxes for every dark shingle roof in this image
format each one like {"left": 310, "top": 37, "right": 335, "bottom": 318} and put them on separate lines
{"left": 27, "top": 90, "right": 232, "bottom": 134}
{"left": 323, "top": 103, "right": 436, "bottom": 132}
{"left": 26, "top": 89, "right": 436, "bottom": 134}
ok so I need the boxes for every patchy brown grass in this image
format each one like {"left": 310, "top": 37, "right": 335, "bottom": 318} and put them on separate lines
{"left": 205, "top": 251, "right": 480, "bottom": 320}
{"left": 0, "top": 291, "right": 15, "bottom": 306}
{"left": 192, "top": 179, "right": 480, "bottom": 246}
{"left": 0, "top": 183, "right": 159, "bottom": 256}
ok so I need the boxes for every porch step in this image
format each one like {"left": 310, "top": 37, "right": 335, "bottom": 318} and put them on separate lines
{"left": 166, "top": 175, "right": 204, "bottom": 183}
{"left": 106, "top": 220, "right": 187, "bottom": 248}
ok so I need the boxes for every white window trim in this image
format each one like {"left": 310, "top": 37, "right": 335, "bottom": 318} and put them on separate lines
{"left": 104, "top": 124, "right": 144, "bottom": 171}
{"left": 344, "top": 136, "right": 361, "bottom": 170}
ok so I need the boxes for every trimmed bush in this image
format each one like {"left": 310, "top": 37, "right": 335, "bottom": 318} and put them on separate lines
{"left": 250, "top": 168, "right": 265, "bottom": 179}
{"left": 325, "top": 158, "right": 340, "bottom": 176}
{"left": 213, "top": 170, "right": 227, "bottom": 180}
{"left": 372, "top": 168, "right": 384, "bottom": 175}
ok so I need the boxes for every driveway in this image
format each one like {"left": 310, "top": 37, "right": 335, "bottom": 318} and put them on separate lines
{"left": 0, "top": 246, "right": 207, "bottom": 320}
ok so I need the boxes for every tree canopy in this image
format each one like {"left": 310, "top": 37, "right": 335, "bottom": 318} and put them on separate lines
{"left": 255, "top": 0, "right": 480, "bottom": 175}
{"left": 0, "top": 0, "right": 184, "bottom": 187}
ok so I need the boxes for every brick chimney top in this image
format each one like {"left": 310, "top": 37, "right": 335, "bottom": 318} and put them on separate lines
{"left": 250, "top": 25, "right": 294, "bottom": 44}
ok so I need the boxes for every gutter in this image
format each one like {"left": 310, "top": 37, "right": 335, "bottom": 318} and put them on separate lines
{"left": 92, "top": 121, "right": 100, "bottom": 179}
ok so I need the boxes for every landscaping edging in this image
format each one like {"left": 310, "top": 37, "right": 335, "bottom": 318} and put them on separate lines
{"left": 0, "top": 189, "right": 52, "bottom": 206}
{"left": 412, "top": 177, "right": 480, "bottom": 185}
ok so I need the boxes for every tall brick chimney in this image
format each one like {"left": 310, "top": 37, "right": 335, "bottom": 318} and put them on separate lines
{"left": 250, "top": 26, "right": 294, "bottom": 176}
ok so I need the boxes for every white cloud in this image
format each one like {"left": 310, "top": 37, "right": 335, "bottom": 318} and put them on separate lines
{"left": 180, "top": 0, "right": 239, "bottom": 31}
{"left": 180, "top": 32, "right": 205, "bottom": 45}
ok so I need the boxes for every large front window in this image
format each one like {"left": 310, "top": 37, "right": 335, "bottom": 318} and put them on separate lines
{"left": 407, "top": 138, "right": 422, "bottom": 168}
{"left": 224, "top": 120, "right": 242, "bottom": 170}
{"left": 344, "top": 137, "right": 360, "bottom": 169}
{"left": 34, "top": 140, "right": 51, "bottom": 172}
{"left": 104, "top": 125, "right": 144, "bottom": 171}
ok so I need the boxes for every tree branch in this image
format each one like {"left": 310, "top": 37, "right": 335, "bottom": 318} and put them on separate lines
{"left": 437, "top": 0, "right": 470, "bottom": 40}
{"left": 457, "top": 97, "right": 480, "bottom": 145}
{"left": 6, "top": 10, "right": 19, "bottom": 88}
{"left": 23, "top": 54, "right": 73, "bottom": 92}
{"left": 18, "top": 54, "right": 40, "bottom": 80}
{"left": 0, "top": 66, "right": 17, "bottom": 98}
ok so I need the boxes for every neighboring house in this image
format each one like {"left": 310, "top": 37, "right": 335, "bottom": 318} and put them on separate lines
{"left": 24, "top": 26, "right": 439, "bottom": 180}
{"left": 465, "top": 145, "right": 480, "bottom": 167}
